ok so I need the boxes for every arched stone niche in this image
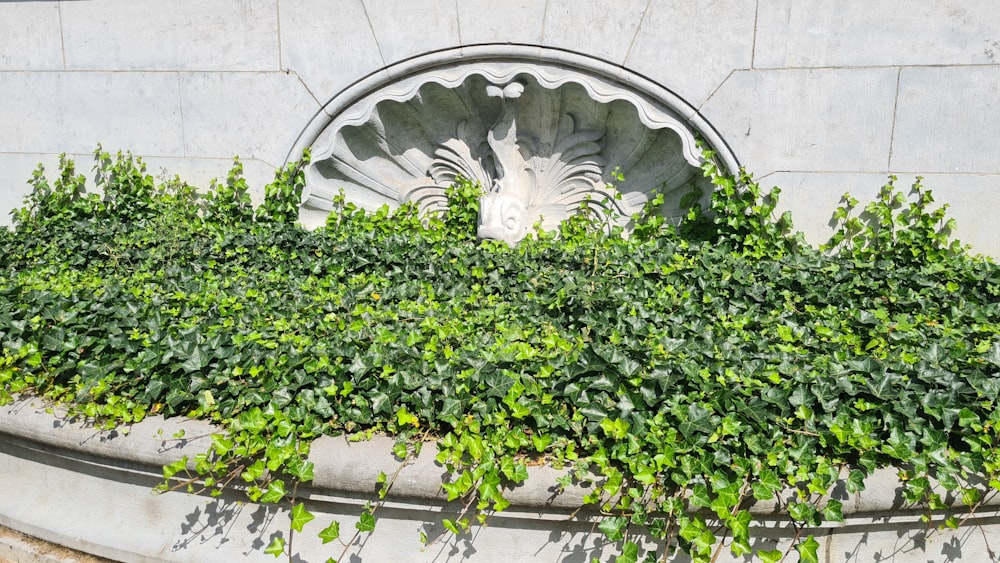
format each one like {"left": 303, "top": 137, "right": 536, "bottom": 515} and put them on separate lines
{"left": 290, "top": 46, "right": 739, "bottom": 244}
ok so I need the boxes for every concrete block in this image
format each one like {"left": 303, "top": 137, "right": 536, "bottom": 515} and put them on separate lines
{"left": 0, "top": 524, "right": 110, "bottom": 563}
{"left": 278, "top": 0, "right": 386, "bottom": 102}
{"left": 362, "top": 0, "right": 461, "bottom": 66}
{"left": 700, "top": 69, "right": 898, "bottom": 175}
{"left": 0, "top": 153, "right": 68, "bottom": 228}
{"left": 60, "top": 0, "right": 279, "bottom": 71}
{"left": 901, "top": 174, "right": 1000, "bottom": 259}
{"left": 624, "top": 0, "right": 755, "bottom": 106}
{"left": 765, "top": 172, "right": 1000, "bottom": 259}
{"left": 756, "top": 0, "right": 1000, "bottom": 68}
{"left": 0, "top": 72, "right": 184, "bottom": 157}
{"left": 0, "top": 153, "right": 278, "bottom": 228}
{"left": 764, "top": 172, "right": 899, "bottom": 250}
{"left": 891, "top": 66, "right": 1000, "bottom": 174}
{"left": 0, "top": 3, "right": 63, "bottom": 70}
{"left": 541, "top": 0, "right": 649, "bottom": 65}
{"left": 456, "top": 0, "right": 545, "bottom": 46}
{"left": 826, "top": 513, "right": 1000, "bottom": 563}
{"left": 142, "top": 156, "right": 278, "bottom": 206}
{"left": 178, "top": 72, "right": 320, "bottom": 165}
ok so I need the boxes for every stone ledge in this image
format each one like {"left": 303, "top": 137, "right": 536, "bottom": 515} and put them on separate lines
{"left": 3, "top": 398, "right": 996, "bottom": 516}
{"left": 0, "top": 525, "right": 113, "bottom": 563}
{"left": 2, "top": 398, "right": 1000, "bottom": 562}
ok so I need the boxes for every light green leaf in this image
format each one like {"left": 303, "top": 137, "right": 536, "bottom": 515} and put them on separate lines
{"left": 796, "top": 535, "right": 821, "bottom": 563}
{"left": 290, "top": 503, "right": 315, "bottom": 532}
{"left": 442, "top": 518, "right": 461, "bottom": 536}
{"left": 260, "top": 480, "right": 287, "bottom": 504}
{"left": 615, "top": 541, "right": 639, "bottom": 563}
{"left": 210, "top": 434, "right": 232, "bottom": 456}
{"left": 356, "top": 510, "right": 376, "bottom": 533}
{"left": 318, "top": 520, "right": 341, "bottom": 544}
{"left": 264, "top": 536, "right": 284, "bottom": 558}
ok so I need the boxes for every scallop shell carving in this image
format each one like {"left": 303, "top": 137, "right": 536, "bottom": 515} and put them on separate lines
{"left": 302, "top": 64, "right": 712, "bottom": 244}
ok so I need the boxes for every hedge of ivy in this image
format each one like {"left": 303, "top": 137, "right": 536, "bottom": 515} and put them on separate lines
{"left": 2, "top": 147, "right": 1000, "bottom": 563}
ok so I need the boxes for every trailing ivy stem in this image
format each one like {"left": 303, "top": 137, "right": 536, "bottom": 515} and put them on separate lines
{"left": 335, "top": 453, "right": 413, "bottom": 561}
{"left": 979, "top": 524, "right": 997, "bottom": 560}
{"left": 287, "top": 480, "right": 300, "bottom": 563}
{"left": 710, "top": 525, "right": 729, "bottom": 563}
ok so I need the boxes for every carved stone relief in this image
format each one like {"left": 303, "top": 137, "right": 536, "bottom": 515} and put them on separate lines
{"left": 297, "top": 56, "right": 727, "bottom": 244}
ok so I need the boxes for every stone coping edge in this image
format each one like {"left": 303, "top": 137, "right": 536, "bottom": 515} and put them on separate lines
{"left": 0, "top": 524, "right": 114, "bottom": 563}
{"left": 1, "top": 397, "right": 997, "bottom": 518}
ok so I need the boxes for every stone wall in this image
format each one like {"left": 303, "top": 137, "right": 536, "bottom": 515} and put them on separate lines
{"left": 1, "top": 1, "right": 998, "bottom": 255}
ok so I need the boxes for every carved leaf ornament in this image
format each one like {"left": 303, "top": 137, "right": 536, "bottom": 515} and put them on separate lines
{"left": 295, "top": 54, "right": 732, "bottom": 244}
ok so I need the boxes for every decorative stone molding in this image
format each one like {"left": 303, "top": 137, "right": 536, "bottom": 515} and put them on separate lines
{"left": 2, "top": 403, "right": 1000, "bottom": 562}
{"left": 290, "top": 46, "right": 740, "bottom": 241}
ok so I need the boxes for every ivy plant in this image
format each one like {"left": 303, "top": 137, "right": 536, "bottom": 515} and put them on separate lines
{"left": 1, "top": 147, "right": 999, "bottom": 562}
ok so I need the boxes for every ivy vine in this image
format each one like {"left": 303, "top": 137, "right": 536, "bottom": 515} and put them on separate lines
{"left": 1, "top": 146, "right": 999, "bottom": 562}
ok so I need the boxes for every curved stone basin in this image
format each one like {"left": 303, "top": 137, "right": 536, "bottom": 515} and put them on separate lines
{"left": 1, "top": 399, "right": 998, "bottom": 562}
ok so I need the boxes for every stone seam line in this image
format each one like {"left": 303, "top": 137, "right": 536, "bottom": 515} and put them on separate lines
{"left": 56, "top": 1, "right": 67, "bottom": 70}
{"left": 619, "top": 0, "right": 654, "bottom": 66}
{"left": 887, "top": 67, "right": 902, "bottom": 173}
{"left": 360, "top": 0, "right": 389, "bottom": 69}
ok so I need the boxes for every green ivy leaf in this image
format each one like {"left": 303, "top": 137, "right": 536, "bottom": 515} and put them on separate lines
{"left": 264, "top": 536, "right": 285, "bottom": 558}
{"left": 210, "top": 434, "right": 232, "bottom": 457}
{"left": 823, "top": 499, "right": 844, "bottom": 522}
{"left": 985, "top": 342, "right": 1000, "bottom": 368}
{"left": 788, "top": 502, "right": 819, "bottom": 525}
{"left": 846, "top": 469, "right": 866, "bottom": 494}
{"left": 318, "top": 520, "right": 341, "bottom": 544}
{"left": 442, "top": 518, "right": 461, "bottom": 536}
{"left": 689, "top": 484, "right": 712, "bottom": 509}
{"left": 356, "top": 510, "right": 376, "bottom": 533}
{"left": 728, "top": 509, "right": 752, "bottom": 556}
{"left": 260, "top": 480, "right": 287, "bottom": 504}
{"left": 796, "top": 535, "right": 821, "bottom": 563}
{"left": 616, "top": 541, "right": 639, "bottom": 563}
{"left": 752, "top": 470, "right": 782, "bottom": 500}
{"left": 290, "top": 503, "right": 315, "bottom": 532}
{"left": 598, "top": 516, "right": 628, "bottom": 542}
{"left": 285, "top": 456, "right": 315, "bottom": 482}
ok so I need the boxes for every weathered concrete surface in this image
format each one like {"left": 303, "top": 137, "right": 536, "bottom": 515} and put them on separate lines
{"left": 0, "top": 525, "right": 113, "bottom": 563}
{"left": 177, "top": 72, "right": 319, "bottom": 166}
{"left": 767, "top": 172, "right": 1000, "bottom": 256}
{"left": 699, "top": 68, "right": 899, "bottom": 175}
{"left": 625, "top": 0, "right": 756, "bottom": 106}
{"left": 0, "top": 3, "right": 63, "bottom": 71}
{"left": 0, "top": 72, "right": 185, "bottom": 157}
{"left": 891, "top": 66, "right": 1000, "bottom": 174}
{"left": 0, "top": 0, "right": 998, "bottom": 259}
{"left": 540, "top": 0, "right": 647, "bottom": 65}
{"left": 278, "top": 0, "right": 386, "bottom": 101}
{"left": 59, "top": 0, "right": 280, "bottom": 71}
{"left": 362, "top": 1, "right": 462, "bottom": 66}
{"left": 755, "top": 0, "right": 1000, "bottom": 68}
{"left": 458, "top": 0, "right": 546, "bottom": 46}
